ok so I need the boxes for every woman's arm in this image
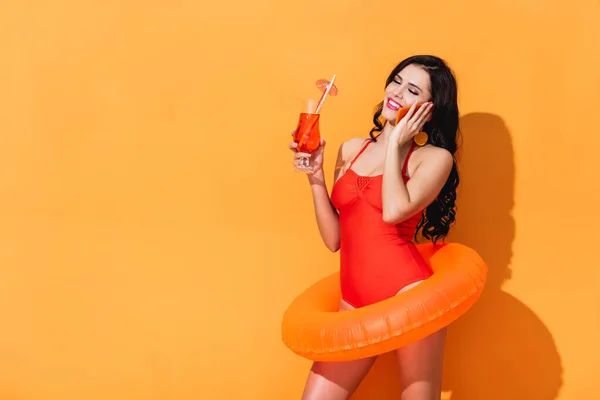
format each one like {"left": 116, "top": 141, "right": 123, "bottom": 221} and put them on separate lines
{"left": 305, "top": 143, "right": 346, "bottom": 252}
{"left": 381, "top": 143, "right": 453, "bottom": 224}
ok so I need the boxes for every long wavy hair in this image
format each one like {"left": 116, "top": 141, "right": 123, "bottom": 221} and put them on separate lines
{"left": 370, "top": 55, "right": 461, "bottom": 244}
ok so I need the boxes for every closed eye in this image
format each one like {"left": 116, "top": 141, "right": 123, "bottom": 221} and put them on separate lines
{"left": 394, "top": 76, "right": 421, "bottom": 96}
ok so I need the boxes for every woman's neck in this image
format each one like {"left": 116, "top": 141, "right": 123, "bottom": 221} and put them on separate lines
{"left": 375, "top": 121, "right": 405, "bottom": 144}
{"left": 372, "top": 121, "right": 414, "bottom": 154}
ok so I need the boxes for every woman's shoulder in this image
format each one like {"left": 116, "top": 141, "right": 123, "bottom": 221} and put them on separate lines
{"left": 339, "top": 137, "right": 371, "bottom": 161}
{"left": 412, "top": 143, "right": 453, "bottom": 168}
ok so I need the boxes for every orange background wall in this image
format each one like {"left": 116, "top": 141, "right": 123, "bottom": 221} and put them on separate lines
{"left": 0, "top": 1, "right": 598, "bottom": 399}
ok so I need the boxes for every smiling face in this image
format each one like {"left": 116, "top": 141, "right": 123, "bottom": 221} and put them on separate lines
{"left": 382, "top": 63, "right": 432, "bottom": 122}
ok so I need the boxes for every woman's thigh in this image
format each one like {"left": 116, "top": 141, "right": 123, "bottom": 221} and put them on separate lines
{"left": 394, "top": 281, "right": 447, "bottom": 400}
{"left": 300, "top": 299, "right": 378, "bottom": 400}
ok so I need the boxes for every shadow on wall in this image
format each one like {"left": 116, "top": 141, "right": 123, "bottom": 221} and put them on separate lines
{"left": 352, "top": 113, "right": 563, "bottom": 400}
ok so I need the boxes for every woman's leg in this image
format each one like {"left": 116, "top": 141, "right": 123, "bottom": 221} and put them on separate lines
{"left": 394, "top": 281, "right": 447, "bottom": 400}
{"left": 300, "top": 299, "right": 378, "bottom": 400}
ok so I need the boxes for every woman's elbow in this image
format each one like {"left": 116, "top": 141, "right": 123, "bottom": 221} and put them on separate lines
{"left": 382, "top": 209, "right": 409, "bottom": 225}
{"left": 325, "top": 240, "right": 340, "bottom": 252}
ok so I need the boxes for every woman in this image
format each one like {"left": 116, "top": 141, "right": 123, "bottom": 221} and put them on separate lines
{"left": 288, "top": 55, "right": 461, "bottom": 400}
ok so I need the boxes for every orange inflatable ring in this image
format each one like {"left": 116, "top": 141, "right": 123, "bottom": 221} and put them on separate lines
{"left": 281, "top": 242, "right": 487, "bottom": 362}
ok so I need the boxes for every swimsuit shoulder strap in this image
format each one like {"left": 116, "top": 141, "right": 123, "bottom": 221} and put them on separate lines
{"left": 348, "top": 139, "right": 373, "bottom": 169}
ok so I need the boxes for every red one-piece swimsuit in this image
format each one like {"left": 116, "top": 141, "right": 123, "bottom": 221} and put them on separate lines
{"left": 330, "top": 139, "right": 433, "bottom": 308}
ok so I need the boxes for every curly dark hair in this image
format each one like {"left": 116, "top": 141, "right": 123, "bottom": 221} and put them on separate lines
{"left": 370, "top": 55, "right": 461, "bottom": 244}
